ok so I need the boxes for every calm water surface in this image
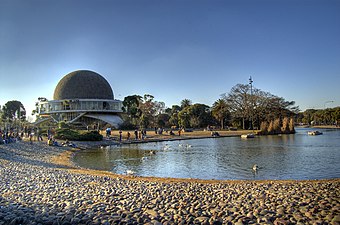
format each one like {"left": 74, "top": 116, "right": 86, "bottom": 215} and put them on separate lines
{"left": 73, "top": 128, "right": 340, "bottom": 180}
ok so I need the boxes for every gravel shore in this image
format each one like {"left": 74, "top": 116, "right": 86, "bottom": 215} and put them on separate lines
{"left": 0, "top": 141, "right": 339, "bottom": 225}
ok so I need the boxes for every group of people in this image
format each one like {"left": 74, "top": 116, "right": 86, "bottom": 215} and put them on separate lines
{"left": 47, "top": 137, "right": 76, "bottom": 148}
{"left": 155, "top": 127, "right": 182, "bottom": 136}
{"left": 47, "top": 137, "right": 60, "bottom": 146}
{"left": 0, "top": 130, "right": 22, "bottom": 144}
{"left": 115, "top": 129, "right": 148, "bottom": 142}
{"left": 134, "top": 129, "right": 147, "bottom": 140}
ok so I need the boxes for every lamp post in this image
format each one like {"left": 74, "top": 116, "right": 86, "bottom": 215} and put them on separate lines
{"left": 249, "top": 76, "right": 254, "bottom": 131}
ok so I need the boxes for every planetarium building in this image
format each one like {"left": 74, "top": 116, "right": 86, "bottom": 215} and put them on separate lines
{"left": 36, "top": 70, "right": 123, "bottom": 128}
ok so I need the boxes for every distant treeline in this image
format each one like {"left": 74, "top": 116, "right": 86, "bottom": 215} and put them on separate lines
{"left": 120, "top": 83, "right": 299, "bottom": 133}
{"left": 296, "top": 107, "right": 340, "bottom": 126}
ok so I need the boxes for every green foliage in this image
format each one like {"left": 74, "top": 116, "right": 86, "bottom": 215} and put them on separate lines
{"left": 180, "top": 99, "right": 192, "bottom": 109}
{"left": 157, "top": 113, "right": 170, "bottom": 128}
{"left": 58, "top": 121, "right": 70, "bottom": 129}
{"left": 177, "top": 103, "right": 215, "bottom": 129}
{"left": 54, "top": 128, "right": 103, "bottom": 141}
{"left": 169, "top": 112, "right": 179, "bottom": 127}
{"left": 139, "top": 114, "right": 149, "bottom": 129}
{"left": 178, "top": 108, "right": 190, "bottom": 128}
{"left": 122, "top": 94, "right": 166, "bottom": 128}
{"left": 299, "top": 107, "right": 340, "bottom": 125}
{"left": 1, "top": 100, "right": 26, "bottom": 122}
{"left": 223, "top": 83, "right": 299, "bottom": 130}
{"left": 119, "top": 120, "right": 136, "bottom": 130}
{"left": 212, "top": 99, "right": 230, "bottom": 129}
{"left": 122, "top": 95, "right": 142, "bottom": 126}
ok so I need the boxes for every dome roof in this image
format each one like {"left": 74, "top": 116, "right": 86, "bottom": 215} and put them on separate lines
{"left": 53, "top": 70, "right": 114, "bottom": 100}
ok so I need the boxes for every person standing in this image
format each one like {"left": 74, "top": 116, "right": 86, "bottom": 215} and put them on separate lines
{"left": 134, "top": 129, "right": 138, "bottom": 140}
{"left": 47, "top": 129, "right": 51, "bottom": 139}
{"left": 119, "top": 130, "right": 122, "bottom": 142}
{"left": 29, "top": 132, "right": 33, "bottom": 144}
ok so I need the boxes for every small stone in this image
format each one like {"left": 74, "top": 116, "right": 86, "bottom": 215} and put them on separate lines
{"left": 151, "top": 220, "right": 162, "bottom": 225}
{"left": 195, "top": 216, "right": 209, "bottom": 223}
{"left": 274, "top": 218, "right": 289, "bottom": 225}
{"left": 332, "top": 215, "right": 340, "bottom": 223}
{"left": 145, "top": 209, "right": 159, "bottom": 218}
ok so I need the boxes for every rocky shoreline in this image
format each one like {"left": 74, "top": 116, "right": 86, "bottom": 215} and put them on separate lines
{"left": 0, "top": 140, "right": 339, "bottom": 225}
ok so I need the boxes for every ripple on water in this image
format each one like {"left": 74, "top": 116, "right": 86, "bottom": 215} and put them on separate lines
{"left": 73, "top": 128, "right": 340, "bottom": 180}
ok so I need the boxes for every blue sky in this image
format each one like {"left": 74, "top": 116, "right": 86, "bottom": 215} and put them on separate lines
{"left": 1, "top": 0, "right": 339, "bottom": 118}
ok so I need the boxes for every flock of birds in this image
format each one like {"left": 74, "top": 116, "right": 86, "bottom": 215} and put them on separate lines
{"left": 124, "top": 142, "right": 261, "bottom": 177}
{"left": 125, "top": 143, "right": 193, "bottom": 176}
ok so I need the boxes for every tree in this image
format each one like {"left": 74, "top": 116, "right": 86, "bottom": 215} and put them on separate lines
{"left": 178, "top": 103, "right": 213, "bottom": 128}
{"left": 223, "top": 84, "right": 252, "bottom": 129}
{"left": 223, "top": 83, "right": 298, "bottom": 130}
{"left": 1, "top": 100, "right": 26, "bottom": 123}
{"left": 138, "top": 94, "right": 157, "bottom": 128}
{"left": 300, "top": 107, "right": 340, "bottom": 126}
{"left": 178, "top": 108, "right": 190, "bottom": 128}
{"left": 168, "top": 105, "right": 181, "bottom": 128}
{"left": 302, "top": 109, "right": 316, "bottom": 125}
{"left": 156, "top": 113, "right": 170, "bottom": 128}
{"left": 122, "top": 95, "right": 142, "bottom": 126}
{"left": 187, "top": 103, "right": 213, "bottom": 128}
{"left": 153, "top": 101, "right": 166, "bottom": 115}
{"left": 169, "top": 112, "right": 179, "bottom": 127}
{"left": 181, "top": 99, "right": 192, "bottom": 109}
{"left": 122, "top": 94, "right": 167, "bottom": 129}
{"left": 212, "top": 99, "right": 230, "bottom": 129}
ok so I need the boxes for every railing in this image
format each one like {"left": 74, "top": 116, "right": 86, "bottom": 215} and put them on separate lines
{"left": 38, "top": 99, "right": 123, "bottom": 114}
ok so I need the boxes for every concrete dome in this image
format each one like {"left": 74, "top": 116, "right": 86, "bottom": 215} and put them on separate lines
{"left": 53, "top": 70, "right": 114, "bottom": 100}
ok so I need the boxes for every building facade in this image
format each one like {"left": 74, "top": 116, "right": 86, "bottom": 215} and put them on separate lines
{"left": 36, "top": 70, "right": 123, "bottom": 128}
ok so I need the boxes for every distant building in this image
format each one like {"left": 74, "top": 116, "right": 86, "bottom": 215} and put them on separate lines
{"left": 35, "top": 70, "right": 123, "bottom": 128}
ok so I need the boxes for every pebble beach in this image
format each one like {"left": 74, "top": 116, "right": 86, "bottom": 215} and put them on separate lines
{"left": 0, "top": 140, "right": 339, "bottom": 225}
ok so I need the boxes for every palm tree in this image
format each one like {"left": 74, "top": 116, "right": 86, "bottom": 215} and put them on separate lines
{"left": 180, "top": 99, "right": 192, "bottom": 109}
{"left": 212, "top": 99, "right": 229, "bottom": 129}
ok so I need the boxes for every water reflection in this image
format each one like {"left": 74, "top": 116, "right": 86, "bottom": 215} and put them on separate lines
{"left": 73, "top": 128, "right": 340, "bottom": 180}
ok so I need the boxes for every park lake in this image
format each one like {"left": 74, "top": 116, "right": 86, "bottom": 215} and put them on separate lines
{"left": 73, "top": 128, "right": 340, "bottom": 180}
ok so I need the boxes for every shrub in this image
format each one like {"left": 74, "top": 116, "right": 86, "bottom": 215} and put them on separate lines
{"left": 58, "top": 121, "right": 69, "bottom": 129}
{"left": 119, "top": 121, "right": 136, "bottom": 130}
{"left": 260, "top": 121, "right": 268, "bottom": 135}
{"left": 79, "top": 131, "right": 103, "bottom": 141}
{"left": 273, "top": 118, "right": 281, "bottom": 134}
{"left": 267, "top": 121, "right": 274, "bottom": 134}
{"left": 281, "top": 117, "right": 290, "bottom": 134}
{"left": 289, "top": 118, "right": 295, "bottom": 133}
{"left": 54, "top": 128, "right": 103, "bottom": 141}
